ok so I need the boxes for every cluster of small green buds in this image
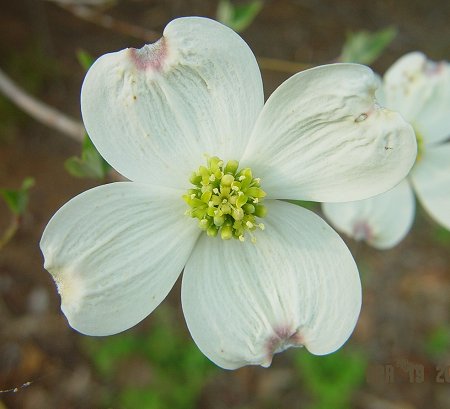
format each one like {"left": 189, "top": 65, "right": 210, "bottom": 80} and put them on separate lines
{"left": 183, "top": 156, "right": 267, "bottom": 243}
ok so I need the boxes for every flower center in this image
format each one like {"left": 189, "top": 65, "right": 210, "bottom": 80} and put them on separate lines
{"left": 183, "top": 156, "right": 267, "bottom": 243}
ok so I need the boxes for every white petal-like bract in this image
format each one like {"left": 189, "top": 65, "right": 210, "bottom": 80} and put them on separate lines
{"left": 242, "top": 64, "right": 417, "bottom": 202}
{"left": 321, "top": 52, "right": 450, "bottom": 248}
{"left": 40, "top": 182, "right": 199, "bottom": 336}
{"left": 182, "top": 200, "right": 361, "bottom": 369}
{"left": 322, "top": 179, "right": 416, "bottom": 249}
{"left": 81, "top": 17, "right": 264, "bottom": 187}
{"left": 41, "top": 17, "right": 426, "bottom": 368}
{"left": 383, "top": 52, "right": 450, "bottom": 145}
{"left": 411, "top": 144, "right": 450, "bottom": 230}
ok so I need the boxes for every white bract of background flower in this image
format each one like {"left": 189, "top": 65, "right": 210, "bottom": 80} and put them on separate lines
{"left": 40, "top": 17, "right": 416, "bottom": 369}
{"left": 323, "top": 52, "right": 450, "bottom": 250}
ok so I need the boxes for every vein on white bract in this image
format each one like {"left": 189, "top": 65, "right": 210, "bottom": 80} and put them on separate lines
{"left": 40, "top": 17, "right": 417, "bottom": 369}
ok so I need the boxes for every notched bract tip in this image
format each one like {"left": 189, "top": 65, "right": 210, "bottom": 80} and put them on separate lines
{"left": 353, "top": 220, "right": 373, "bottom": 243}
{"left": 424, "top": 59, "right": 446, "bottom": 77}
{"left": 48, "top": 266, "right": 85, "bottom": 315}
{"left": 262, "top": 327, "right": 304, "bottom": 367}
{"left": 129, "top": 37, "right": 169, "bottom": 72}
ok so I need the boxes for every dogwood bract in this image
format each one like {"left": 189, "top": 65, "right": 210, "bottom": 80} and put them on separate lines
{"left": 323, "top": 52, "right": 449, "bottom": 249}
{"left": 40, "top": 17, "right": 417, "bottom": 369}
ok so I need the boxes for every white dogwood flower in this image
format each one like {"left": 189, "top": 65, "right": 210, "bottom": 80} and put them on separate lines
{"left": 323, "top": 52, "right": 450, "bottom": 249}
{"left": 40, "top": 17, "right": 416, "bottom": 369}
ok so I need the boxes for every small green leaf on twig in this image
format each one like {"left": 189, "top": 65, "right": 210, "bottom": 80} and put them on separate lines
{"left": 65, "top": 134, "right": 111, "bottom": 180}
{"left": 76, "top": 49, "right": 95, "bottom": 71}
{"left": 217, "top": 0, "right": 263, "bottom": 32}
{"left": 0, "top": 177, "right": 35, "bottom": 216}
{"left": 339, "top": 27, "right": 397, "bottom": 65}
{"left": 1, "top": 178, "right": 34, "bottom": 249}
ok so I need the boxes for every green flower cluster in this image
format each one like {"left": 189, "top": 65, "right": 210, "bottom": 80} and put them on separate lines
{"left": 183, "top": 156, "right": 267, "bottom": 242}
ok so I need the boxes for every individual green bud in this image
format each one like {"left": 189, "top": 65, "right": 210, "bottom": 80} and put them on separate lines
{"left": 198, "top": 166, "right": 209, "bottom": 177}
{"left": 198, "top": 218, "right": 210, "bottom": 230}
{"left": 208, "top": 156, "right": 222, "bottom": 173}
{"left": 211, "top": 195, "right": 221, "bottom": 206}
{"left": 202, "top": 184, "right": 213, "bottom": 193}
{"left": 221, "top": 203, "right": 232, "bottom": 214}
{"left": 207, "top": 225, "right": 219, "bottom": 237}
{"left": 221, "top": 225, "right": 233, "bottom": 240}
{"left": 220, "top": 186, "right": 231, "bottom": 196}
{"left": 242, "top": 203, "right": 255, "bottom": 214}
{"left": 190, "top": 173, "right": 202, "bottom": 185}
{"left": 232, "top": 207, "right": 244, "bottom": 221}
{"left": 224, "top": 160, "right": 239, "bottom": 175}
{"left": 239, "top": 168, "right": 253, "bottom": 180}
{"left": 254, "top": 204, "right": 267, "bottom": 218}
{"left": 214, "top": 215, "right": 225, "bottom": 226}
{"left": 231, "top": 180, "right": 241, "bottom": 190}
{"left": 221, "top": 174, "right": 234, "bottom": 186}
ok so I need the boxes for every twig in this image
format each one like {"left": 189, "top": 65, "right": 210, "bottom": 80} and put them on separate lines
{"left": 0, "top": 381, "right": 33, "bottom": 394}
{"left": 59, "top": 4, "right": 160, "bottom": 42}
{"left": 257, "top": 57, "right": 311, "bottom": 73}
{"left": 0, "top": 68, "right": 84, "bottom": 142}
{"left": 0, "top": 216, "right": 19, "bottom": 251}
{"left": 57, "top": 3, "right": 311, "bottom": 73}
{"left": 43, "top": 0, "right": 113, "bottom": 5}
{"left": 0, "top": 3, "right": 311, "bottom": 148}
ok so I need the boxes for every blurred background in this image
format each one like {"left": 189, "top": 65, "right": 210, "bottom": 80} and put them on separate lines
{"left": 0, "top": 1, "right": 449, "bottom": 408}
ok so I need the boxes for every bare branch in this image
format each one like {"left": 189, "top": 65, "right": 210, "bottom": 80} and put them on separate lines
{"left": 0, "top": 380, "right": 34, "bottom": 394}
{"left": 257, "top": 57, "right": 311, "bottom": 73}
{"left": 0, "top": 68, "right": 84, "bottom": 142}
{"left": 43, "top": 0, "right": 114, "bottom": 6}
{"left": 57, "top": 3, "right": 311, "bottom": 73}
{"left": 59, "top": 3, "right": 160, "bottom": 43}
{"left": 0, "top": 216, "right": 19, "bottom": 251}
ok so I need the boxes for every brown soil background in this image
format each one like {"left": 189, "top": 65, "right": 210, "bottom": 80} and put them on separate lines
{"left": 0, "top": 1, "right": 449, "bottom": 408}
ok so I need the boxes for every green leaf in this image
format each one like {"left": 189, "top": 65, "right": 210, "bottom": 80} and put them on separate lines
{"left": 425, "top": 326, "right": 450, "bottom": 358}
{"left": 295, "top": 348, "right": 367, "bottom": 409}
{"left": 65, "top": 134, "right": 111, "bottom": 180}
{"left": 0, "top": 177, "right": 35, "bottom": 216}
{"left": 217, "top": 0, "right": 263, "bottom": 32}
{"left": 339, "top": 27, "right": 397, "bottom": 65}
{"left": 76, "top": 49, "right": 95, "bottom": 71}
{"left": 120, "top": 389, "right": 164, "bottom": 409}
{"left": 433, "top": 225, "right": 450, "bottom": 245}
{"left": 83, "top": 306, "right": 215, "bottom": 409}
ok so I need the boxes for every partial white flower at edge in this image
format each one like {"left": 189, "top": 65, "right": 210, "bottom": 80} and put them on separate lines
{"left": 40, "top": 17, "right": 417, "bottom": 369}
{"left": 323, "top": 52, "right": 450, "bottom": 250}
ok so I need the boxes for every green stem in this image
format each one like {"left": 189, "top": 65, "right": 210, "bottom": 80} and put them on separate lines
{"left": 0, "top": 216, "right": 20, "bottom": 250}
